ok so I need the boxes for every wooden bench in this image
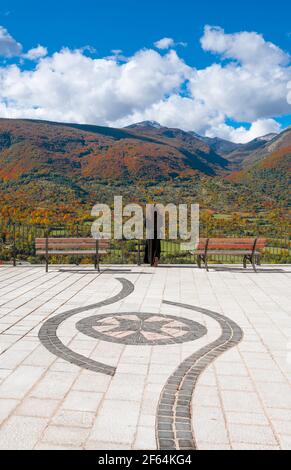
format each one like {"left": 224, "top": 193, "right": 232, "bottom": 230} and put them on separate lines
{"left": 35, "top": 237, "right": 109, "bottom": 272}
{"left": 193, "top": 238, "right": 266, "bottom": 272}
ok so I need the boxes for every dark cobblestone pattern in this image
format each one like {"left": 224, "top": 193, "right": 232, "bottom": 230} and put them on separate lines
{"left": 156, "top": 301, "right": 243, "bottom": 450}
{"left": 38, "top": 278, "right": 134, "bottom": 376}
{"left": 76, "top": 312, "right": 207, "bottom": 346}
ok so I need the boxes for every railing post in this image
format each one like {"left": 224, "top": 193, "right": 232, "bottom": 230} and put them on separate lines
{"left": 12, "top": 222, "right": 16, "bottom": 267}
{"left": 121, "top": 240, "right": 124, "bottom": 264}
{"left": 45, "top": 229, "right": 49, "bottom": 273}
{"left": 137, "top": 240, "right": 141, "bottom": 266}
{"left": 96, "top": 239, "right": 100, "bottom": 272}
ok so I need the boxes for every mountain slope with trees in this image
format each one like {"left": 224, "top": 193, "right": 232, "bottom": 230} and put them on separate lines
{"left": 0, "top": 118, "right": 289, "bottom": 222}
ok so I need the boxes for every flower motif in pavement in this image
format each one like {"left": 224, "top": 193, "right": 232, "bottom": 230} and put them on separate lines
{"left": 76, "top": 312, "right": 207, "bottom": 345}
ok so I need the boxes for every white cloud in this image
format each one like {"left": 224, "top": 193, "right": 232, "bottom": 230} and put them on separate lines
{"left": 188, "top": 62, "right": 290, "bottom": 122}
{"left": 0, "top": 48, "right": 189, "bottom": 125}
{"left": 191, "top": 26, "right": 291, "bottom": 123}
{"left": 154, "top": 37, "right": 175, "bottom": 50}
{"left": 0, "top": 26, "right": 22, "bottom": 57}
{"left": 205, "top": 119, "right": 282, "bottom": 144}
{"left": 201, "top": 25, "right": 289, "bottom": 69}
{"left": 23, "top": 45, "right": 48, "bottom": 61}
{"left": 112, "top": 95, "right": 224, "bottom": 135}
{"left": 154, "top": 37, "right": 187, "bottom": 50}
{"left": 0, "top": 24, "right": 290, "bottom": 143}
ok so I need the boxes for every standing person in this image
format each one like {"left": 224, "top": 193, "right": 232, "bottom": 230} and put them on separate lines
{"left": 144, "top": 210, "right": 161, "bottom": 267}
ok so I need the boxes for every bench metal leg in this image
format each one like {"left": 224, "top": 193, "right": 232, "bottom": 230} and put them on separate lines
{"left": 94, "top": 255, "right": 100, "bottom": 272}
{"left": 243, "top": 254, "right": 258, "bottom": 272}
{"left": 199, "top": 254, "right": 209, "bottom": 272}
{"left": 200, "top": 255, "right": 209, "bottom": 272}
{"left": 204, "top": 256, "right": 209, "bottom": 272}
{"left": 251, "top": 256, "right": 257, "bottom": 273}
{"left": 197, "top": 255, "right": 202, "bottom": 268}
{"left": 244, "top": 254, "right": 257, "bottom": 272}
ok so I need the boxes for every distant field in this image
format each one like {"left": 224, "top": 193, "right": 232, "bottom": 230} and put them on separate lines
{"left": 213, "top": 214, "right": 232, "bottom": 220}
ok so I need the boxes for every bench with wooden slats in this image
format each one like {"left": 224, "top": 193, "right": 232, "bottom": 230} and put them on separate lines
{"left": 35, "top": 237, "right": 109, "bottom": 272}
{"left": 192, "top": 237, "right": 266, "bottom": 272}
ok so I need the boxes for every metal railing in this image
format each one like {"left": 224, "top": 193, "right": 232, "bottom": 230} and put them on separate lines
{"left": 0, "top": 220, "right": 290, "bottom": 265}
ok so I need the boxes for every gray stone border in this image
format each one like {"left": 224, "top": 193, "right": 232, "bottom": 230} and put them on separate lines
{"left": 156, "top": 301, "right": 243, "bottom": 450}
{"left": 38, "top": 278, "right": 134, "bottom": 376}
{"left": 76, "top": 312, "right": 207, "bottom": 346}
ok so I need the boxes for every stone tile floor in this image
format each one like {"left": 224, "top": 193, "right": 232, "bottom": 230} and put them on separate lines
{"left": 0, "top": 264, "right": 290, "bottom": 450}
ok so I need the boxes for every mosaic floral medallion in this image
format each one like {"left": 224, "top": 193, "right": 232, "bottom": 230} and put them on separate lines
{"left": 76, "top": 312, "right": 207, "bottom": 345}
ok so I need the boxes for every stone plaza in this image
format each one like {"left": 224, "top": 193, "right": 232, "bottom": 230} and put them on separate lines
{"left": 0, "top": 264, "right": 290, "bottom": 450}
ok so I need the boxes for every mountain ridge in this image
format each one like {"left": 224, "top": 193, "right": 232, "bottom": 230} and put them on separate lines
{"left": 0, "top": 118, "right": 228, "bottom": 182}
{"left": 124, "top": 120, "right": 289, "bottom": 170}
{"left": 0, "top": 117, "right": 289, "bottom": 216}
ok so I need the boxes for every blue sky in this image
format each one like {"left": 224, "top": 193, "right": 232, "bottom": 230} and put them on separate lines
{"left": 2, "top": 0, "right": 291, "bottom": 68}
{"left": 0, "top": 0, "right": 290, "bottom": 142}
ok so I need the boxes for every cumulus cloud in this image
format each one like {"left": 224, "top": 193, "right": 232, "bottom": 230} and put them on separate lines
{"left": 23, "top": 45, "right": 48, "bottom": 61}
{"left": 188, "top": 62, "right": 290, "bottom": 122}
{"left": 205, "top": 119, "right": 282, "bottom": 144}
{"left": 154, "top": 37, "right": 175, "bottom": 50}
{"left": 0, "top": 24, "right": 290, "bottom": 142}
{"left": 191, "top": 26, "right": 291, "bottom": 123}
{"left": 201, "top": 25, "right": 289, "bottom": 68}
{"left": 0, "top": 26, "right": 22, "bottom": 57}
{"left": 112, "top": 95, "right": 224, "bottom": 135}
{"left": 0, "top": 48, "right": 189, "bottom": 125}
{"left": 154, "top": 37, "right": 187, "bottom": 50}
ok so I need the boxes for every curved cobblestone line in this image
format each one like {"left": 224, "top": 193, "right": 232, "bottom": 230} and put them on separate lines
{"left": 38, "top": 278, "right": 134, "bottom": 376}
{"left": 156, "top": 301, "right": 243, "bottom": 450}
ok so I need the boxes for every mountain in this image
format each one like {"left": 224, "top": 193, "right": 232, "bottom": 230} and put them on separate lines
{"left": 126, "top": 121, "right": 282, "bottom": 170}
{"left": 226, "top": 128, "right": 291, "bottom": 206}
{"left": 0, "top": 118, "right": 228, "bottom": 184}
{"left": 195, "top": 135, "right": 241, "bottom": 155}
{"left": 125, "top": 120, "right": 163, "bottom": 129}
{"left": 123, "top": 123, "right": 229, "bottom": 171}
{"left": 242, "top": 127, "right": 291, "bottom": 168}
{"left": 228, "top": 144, "right": 291, "bottom": 206}
{"left": 199, "top": 133, "right": 279, "bottom": 170}
{"left": 0, "top": 118, "right": 289, "bottom": 218}
{"left": 256, "top": 133, "right": 278, "bottom": 142}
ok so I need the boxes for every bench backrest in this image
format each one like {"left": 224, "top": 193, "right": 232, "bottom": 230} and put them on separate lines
{"left": 197, "top": 238, "right": 267, "bottom": 251}
{"left": 35, "top": 238, "right": 109, "bottom": 252}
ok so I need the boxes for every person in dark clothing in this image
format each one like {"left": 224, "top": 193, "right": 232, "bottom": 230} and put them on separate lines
{"left": 144, "top": 210, "right": 161, "bottom": 267}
